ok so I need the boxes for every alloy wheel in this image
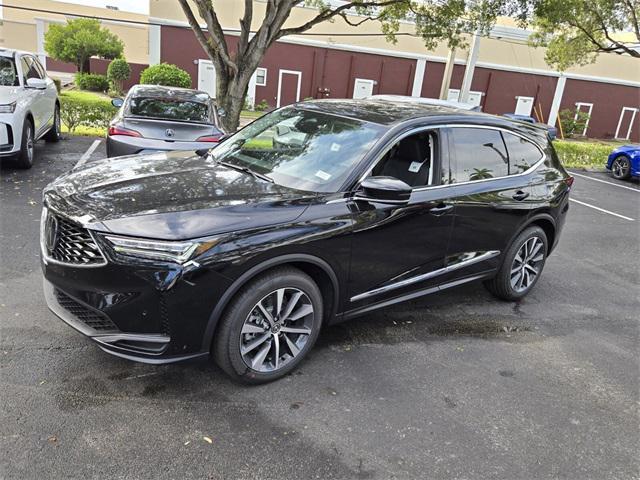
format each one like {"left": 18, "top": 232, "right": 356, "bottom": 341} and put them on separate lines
{"left": 240, "top": 287, "right": 314, "bottom": 372}
{"left": 26, "top": 126, "right": 34, "bottom": 162}
{"left": 612, "top": 157, "right": 629, "bottom": 179}
{"left": 510, "top": 236, "right": 545, "bottom": 293}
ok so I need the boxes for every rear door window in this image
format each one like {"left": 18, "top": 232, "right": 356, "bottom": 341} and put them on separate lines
{"left": 449, "top": 127, "right": 508, "bottom": 183}
{"left": 502, "top": 132, "right": 543, "bottom": 174}
{"left": 128, "top": 97, "right": 210, "bottom": 123}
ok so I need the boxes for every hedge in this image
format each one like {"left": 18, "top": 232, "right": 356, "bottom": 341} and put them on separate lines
{"left": 60, "top": 91, "right": 117, "bottom": 133}
{"left": 140, "top": 63, "right": 191, "bottom": 88}
{"left": 553, "top": 140, "right": 612, "bottom": 169}
{"left": 75, "top": 73, "right": 109, "bottom": 92}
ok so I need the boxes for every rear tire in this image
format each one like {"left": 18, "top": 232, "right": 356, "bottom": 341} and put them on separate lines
{"left": 611, "top": 155, "right": 631, "bottom": 180}
{"left": 44, "top": 104, "right": 61, "bottom": 142}
{"left": 15, "top": 118, "right": 34, "bottom": 169}
{"left": 484, "top": 226, "right": 548, "bottom": 301}
{"left": 213, "top": 267, "right": 323, "bottom": 384}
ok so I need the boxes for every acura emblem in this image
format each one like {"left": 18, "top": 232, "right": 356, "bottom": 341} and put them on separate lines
{"left": 165, "top": 128, "right": 175, "bottom": 138}
{"left": 45, "top": 214, "right": 59, "bottom": 252}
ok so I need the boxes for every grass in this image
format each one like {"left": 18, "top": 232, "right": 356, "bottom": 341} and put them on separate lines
{"left": 553, "top": 139, "right": 617, "bottom": 169}
{"left": 62, "top": 125, "right": 106, "bottom": 137}
{"left": 60, "top": 89, "right": 112, "bottom": 101}
{"left": 240, "top": 110, "right": 265, "bottom": 119}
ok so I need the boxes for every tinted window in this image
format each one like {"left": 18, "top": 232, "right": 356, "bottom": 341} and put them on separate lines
{"left": 0, "top": 57, "right": 18, "bottom": 86}
{"left": 210, "top": 107, "right": 384, "bottom": 192}
{"left": 502, "top": 132, "right": 541, "bottom": 174}
{"left": 128, "top": 97, "right": 210, "bottom": 123}
{"left": 449, "top": 128, "right": 508, "bottom": 183}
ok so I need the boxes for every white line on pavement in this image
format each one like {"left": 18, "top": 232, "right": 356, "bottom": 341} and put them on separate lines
{"left": 570, "top": 198, "right": 635, "bottom": 222}
{"left": 571, "top": 171, "right": 639, "bottom": 192}
{"left": 73, "top": 139, "right": 101, "bottom": 170}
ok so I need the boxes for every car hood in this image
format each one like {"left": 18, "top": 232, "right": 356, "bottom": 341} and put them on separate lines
{"left": 0, "top": 87, "right": 21, "bottom": 104}
{"left": 43, "top": 150, "right": 315, "bottom": 240}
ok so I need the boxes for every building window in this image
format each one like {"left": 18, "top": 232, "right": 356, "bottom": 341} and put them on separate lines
{"left": 255, "top": 67, "right": 267, "bottom": 86}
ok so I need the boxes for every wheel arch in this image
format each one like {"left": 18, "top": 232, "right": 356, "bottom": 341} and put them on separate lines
{"left": 517, "top": 213, "right": 557, "bottom": 254}
{"left": 200, "top": 254, "right": 340, "bottom": 353}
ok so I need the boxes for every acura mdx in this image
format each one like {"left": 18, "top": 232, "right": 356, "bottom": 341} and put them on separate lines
{"left": 41, "top": 99, "right": 572, "bottom": 383}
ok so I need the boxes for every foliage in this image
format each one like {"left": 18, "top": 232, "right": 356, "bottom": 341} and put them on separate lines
{"left": 254, "top": 99, "right": 270, "bottom": 112}
{"left": 554, "top": 140, "right": 614, "bottom": 168}
{"left": 107, "top": 58, "right": 131, "bottom": 94}
{"left": 44, "top": 18, "right": 124, "bottom": 73}
{"left": 177, "top": 0, "right": 519, "bottom": 132}
{"left": 75, "top": 73, "right": 109, "bottom": 92}
{"left": 59, "top": 91, "right": 117, "bottom": 133}
{"left": 524, "top": 0, "right": 640, "bottom": 70}
{"left": 140, "top": 63, "right": 191, "bottom": 88}
{"left": 558, "top": 109, "right": 591, "bottom": 138}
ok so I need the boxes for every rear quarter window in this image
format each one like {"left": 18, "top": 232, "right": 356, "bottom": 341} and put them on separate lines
{"left": 502, "top": 132, "right": 543, "bottom": 174}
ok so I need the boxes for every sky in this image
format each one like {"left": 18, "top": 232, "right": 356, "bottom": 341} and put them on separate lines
{"left": 56, "top": 0, "right": 149, "bottom": 15}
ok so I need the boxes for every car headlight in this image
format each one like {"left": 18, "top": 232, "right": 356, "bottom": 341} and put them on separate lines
{"left": 0, "top": 101, "right": 16, "bottom": 114}
{"left": 105, "top": 235, "right": 222, "bottom": 264}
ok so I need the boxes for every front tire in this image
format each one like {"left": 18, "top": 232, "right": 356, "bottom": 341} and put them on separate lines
{"left": 484, "top": 226, "right": 548, "bottom": 301}
{"left": 213, "top": 267, "right": 323, "bottom": 384}
{"left": 15, "top": 118, "right": 35, "bottom": 169}
{"left": 44, "top": 104, "right": 61, "bottom": 142}
{"left": 611, "top": 155, "right": 631, "bottom": 180}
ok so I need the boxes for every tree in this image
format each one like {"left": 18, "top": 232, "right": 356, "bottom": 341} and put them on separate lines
{"left": 107, "top": 58, "right": 131, "bottom": 95}
{"left": 524, "top": 0, "right": 640, "bottom": 70}
{"left": 44, "top": 18, "right": 124, "bottom": 73}
{"left": 178, "top": 0, "right": 515, "bottom": 132}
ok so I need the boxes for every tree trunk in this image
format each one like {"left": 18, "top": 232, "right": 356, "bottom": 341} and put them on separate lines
{"left": 216, "top": 67, "right": 255, "bottom": 133}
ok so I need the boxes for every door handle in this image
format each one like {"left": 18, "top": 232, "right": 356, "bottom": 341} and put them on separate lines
{"left": 512, "top": 190, "right": 530, "bottom": 201}
{"left": 429, "top": 203, "right": 453, "bottom": 216}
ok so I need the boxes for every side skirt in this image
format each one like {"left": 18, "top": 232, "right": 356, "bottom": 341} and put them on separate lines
{"left": 340, "top": 271, "right": 495, "bottom": 321}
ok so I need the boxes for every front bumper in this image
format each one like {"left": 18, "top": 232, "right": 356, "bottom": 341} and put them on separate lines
{"left": 0, "top": 114, "right": 20, "bottom": 156}
{"left": 106, "top": 135, "right": 217, "bottom": 158}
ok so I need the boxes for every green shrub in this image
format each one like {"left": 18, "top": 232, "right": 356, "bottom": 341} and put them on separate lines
{"left": 558, "top": 109, "right": 591, "bottom": 138}
{"left": 255, "top": 99, "right": 270, "bottom": 112}
{"left": 75, "top": 73, "right": 109, "bottom": 92}
{"left": 140, "top": 63, "right": 191, "bottom": 88}
{"left": 553, "top": 140, "right": 612, "bottom": 168}
{"left": 107, "top": 58, "right": 131, "bottom": 95}
{"left": 60, "top": 91, "right": 117, "bottom": 133}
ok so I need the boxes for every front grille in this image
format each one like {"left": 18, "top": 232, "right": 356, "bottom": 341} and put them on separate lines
{"left": 54, "top": 289, "right": 119, "bottom": 332}
{"left": 44, "top": 211, "right": 106, "bottom": 266}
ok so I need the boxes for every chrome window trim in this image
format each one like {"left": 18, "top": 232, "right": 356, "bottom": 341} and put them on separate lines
{"left": 40, "top": 207, "right": 108, "bottom": 268}
{"left": 350, "top": 250, "right": 500, "bottom": 302}
{"left": 356, "top": 123, "right": 547, "bottom": 192}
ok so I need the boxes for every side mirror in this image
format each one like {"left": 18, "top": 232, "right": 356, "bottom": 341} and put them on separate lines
{"left": 356, "top": 176, "right": 412, "bottom": 204}
{"left": 26, "top": 78, "right": 47, "bottom": 89}
{"left": 111, "top": 98, "right": 124, "bottom": 108}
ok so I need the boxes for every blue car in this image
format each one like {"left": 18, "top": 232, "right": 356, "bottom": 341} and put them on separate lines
{"left": 606, "top": 144, "right": 640, "bottom": 180}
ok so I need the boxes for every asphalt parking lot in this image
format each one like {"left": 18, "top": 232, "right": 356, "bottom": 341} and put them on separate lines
{"left": 1, "top": 135, "right": 639, "bottom": 479}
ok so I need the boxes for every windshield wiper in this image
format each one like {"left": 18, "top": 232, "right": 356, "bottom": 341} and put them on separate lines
{"left": 216, "top": 160, "right": 274, "bottom": 183}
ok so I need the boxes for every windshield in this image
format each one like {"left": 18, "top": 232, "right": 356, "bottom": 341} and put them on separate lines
{"left": 210, "top": 106, "right": 384, "bottom": 192}
{"left": 128, "top": 97, "right": 210, "bottom": 123}
{"left": 0, "top": 58, "right": 18, "bottom": 87}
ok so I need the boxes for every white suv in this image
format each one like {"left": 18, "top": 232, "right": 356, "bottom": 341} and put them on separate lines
{"left": 0, "top": 49, "right": 60, "bottom": 169}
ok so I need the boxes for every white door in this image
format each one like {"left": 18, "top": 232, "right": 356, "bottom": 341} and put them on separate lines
{"left": 615, "top": 107, "right": 639, "bottom": 140}
{"left": 574, "top": 102, "right": 593, "bottom": 136}
{"left": 353, "top": 78, "right": 375, "bottom": 99}
{"left": 514, "top": 96, "right": 534, "bottom": 116}
{"left": 198, "top": 60, "right": 216, "bottom": 98}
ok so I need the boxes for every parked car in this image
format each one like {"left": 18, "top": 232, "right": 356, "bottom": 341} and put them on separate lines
{"left": 42, "top": 98, "right": 572, "bottom": 383}
{"left": 0, "top": 48, "right": 60, "bottom": 169}
{"left": 371, "top": 94, "right": 480, "bottom": 111}
{"left": 107, "top": 84, "right": 225, "bottom": 157}
{"left": 605, "top": 144, "right": 640, "bottom": 180}
{"left": 502, "top": 113, "right": 557, "bottom": 140}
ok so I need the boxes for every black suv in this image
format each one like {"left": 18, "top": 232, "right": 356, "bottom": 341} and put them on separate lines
{"left": 41, "top": 99, "right": 572, "bottom": 383}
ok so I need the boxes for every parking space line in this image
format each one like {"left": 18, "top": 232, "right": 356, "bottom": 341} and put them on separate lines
{"left": 570, "top": 198, "right": 635, "bottom": 221}
{"left": 73, "top": 140, "right": 102, "bottom": 170}
{"left": 571, "top": 172, "right": 639, "bottom": 192}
